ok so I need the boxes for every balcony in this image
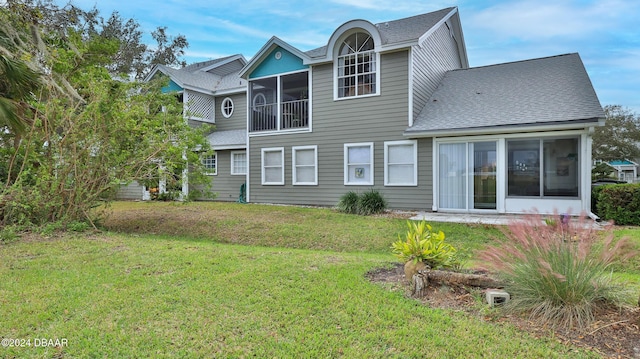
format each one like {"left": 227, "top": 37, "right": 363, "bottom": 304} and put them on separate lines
{"left": 249, "top": 99, "right": 308, "bottom": 132}
{"left": 249, "top": 71, "right": 309, "bottom": 133}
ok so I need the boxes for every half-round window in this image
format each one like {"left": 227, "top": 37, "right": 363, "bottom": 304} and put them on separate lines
{"left": 337, "top": 32, "right": 376, "bottom": 98}
{"left": 221, "top": 97, "right": 234, "bottom": 118}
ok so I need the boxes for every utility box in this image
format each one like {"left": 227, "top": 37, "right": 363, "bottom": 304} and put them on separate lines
{"left": 486, "top": 290, "right": 510, "bottom": 307}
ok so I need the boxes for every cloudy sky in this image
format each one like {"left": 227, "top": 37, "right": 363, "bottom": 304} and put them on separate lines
{"left": 57, "top": 0, "right": 640, "bottom": 112}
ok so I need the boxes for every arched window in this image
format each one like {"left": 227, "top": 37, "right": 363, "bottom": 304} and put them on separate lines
{"left": 221, "top": 97, "right": 234, "bottom": 118}
{"left": 337, "top": 32, "right": 376, "bottom": 98}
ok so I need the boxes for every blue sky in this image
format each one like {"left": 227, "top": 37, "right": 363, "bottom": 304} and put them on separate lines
{"left": 59, "top": 0, "right": 640, "bottom": 112}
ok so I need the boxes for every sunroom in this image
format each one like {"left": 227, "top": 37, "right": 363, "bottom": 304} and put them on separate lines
{"left": 433, "top": 132, "right": 592, "bottom": 214}
{"left": 405, "top": 53, "right": 606, "bottom": 215}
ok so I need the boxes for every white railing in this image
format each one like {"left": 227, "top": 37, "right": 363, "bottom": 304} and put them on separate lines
{"left": 250, "top": 99, "right": 308, "bottom": 132}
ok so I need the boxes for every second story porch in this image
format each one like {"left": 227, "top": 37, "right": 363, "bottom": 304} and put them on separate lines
{"left": 249, "top": 71, "right": 309, "bottom": 133}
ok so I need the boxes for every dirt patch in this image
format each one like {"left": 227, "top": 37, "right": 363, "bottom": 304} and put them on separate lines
{"left": 367, "top": 263, "right": 640, "bottom": 358}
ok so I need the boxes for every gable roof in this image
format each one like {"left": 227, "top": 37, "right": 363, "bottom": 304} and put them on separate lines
{"left": 146, "top": 55, "right": 247, "bottom": 94}
{"left": 305, "top": 7, "right": 465, "bottom": 65}
{"left": 406, "top": 53, "right": 605, "bottom": 137}
{"left": 240, "top": 36, "right": 311, "bottom": 79}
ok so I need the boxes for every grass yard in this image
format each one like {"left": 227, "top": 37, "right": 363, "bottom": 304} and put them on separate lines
{"left": 1, "top": 201, "right": 638, "bottom": 357}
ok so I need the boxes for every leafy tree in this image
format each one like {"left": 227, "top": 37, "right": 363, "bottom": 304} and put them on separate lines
{"left": 592, "top": 105, "right": 640, "bottom": 162}
{"left": 591, "top": 162, "right": 615, "bottom": 180}
{"left": 0, "top": 1, "right": 211, "bottom": 227}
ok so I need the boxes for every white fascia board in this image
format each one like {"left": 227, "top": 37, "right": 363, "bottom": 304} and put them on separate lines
{"left": 181, "top": 84, "right": 214, "bottom": 95}
{"left": 212, "top": 145, "right": 247, "bottom": 151}
{"left": 240, "top": 37, "right": 310, "bottom": 78}
{"left": 418, "top": 8, "right": 457, "bottom": 46}
{"left": 214, "top": 87, "right": 247, "bottom": 96}
{"left": 404, "top": 122, "right": 599, "bottom": 138}
{"left": 304, "top": 19, "right": 381, "bottom": 65}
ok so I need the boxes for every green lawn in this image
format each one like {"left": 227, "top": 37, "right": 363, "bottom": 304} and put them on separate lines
{"left": 1, "top": 201, "right": 637, "bottom": 358}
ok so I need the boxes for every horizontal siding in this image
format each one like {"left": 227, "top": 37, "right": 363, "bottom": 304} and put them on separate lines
{"left": 214, "top": 93, "right": 247, "bottom": 131}
{"left": 195, "top": 150, "right": 246, "bottom": 202}
{"left": 115, "top": 181, "right": 144, "bottom": 200}
{"left": 412, "top": 23, "right": 462, "bottom": 119}
{"left": 248, "top": 51, "right": 433, "bottom": 210}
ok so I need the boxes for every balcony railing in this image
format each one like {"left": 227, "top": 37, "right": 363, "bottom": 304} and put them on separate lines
{"left": 281, "top": 99, "right": 308, "bottom": 129}
{"left": 250, "top": 103, "right": 277, "bottom": 132}
{"left": 250, "top": 99, "right": 308, "bottom": 132}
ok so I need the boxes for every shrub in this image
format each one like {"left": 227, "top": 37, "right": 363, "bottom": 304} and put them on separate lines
{"left": 478, "top": 212, "right": 636, "bottom": 329}
{"left": 597, "top": 183, "right": 640, "bottom": 225}
{"left": 0, "top": 225, "right": 19, "bottom": 244}
{"left": 357, "top": 189, "right": 387, "bottom": 215}
{"left": 337, "top": 191, "right": 359, "bottom": 214}
{"left": 391, "top": 220, "right": 459, "bottom": 269}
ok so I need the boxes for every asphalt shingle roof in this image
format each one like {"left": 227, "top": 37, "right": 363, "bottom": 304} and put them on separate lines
{"left": 305, "top": 7, "right": 454, "bottom": 58}
{"left": 406, "top": 53, "right": 604, "bottom": 135}
{"left": 206, "top": 129, "right": 246, "bottom": 149}
{"left": 158, "top": 56, "right": 246, "bottom": 93}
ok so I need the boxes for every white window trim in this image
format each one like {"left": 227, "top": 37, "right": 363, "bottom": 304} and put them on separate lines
{"left": 292, "top": 145, "right": 318, "bottom": 186}
{"left": 344, "top": 142, "right": 374, "bottom": 186}
{"left": 252, "top": 92, "right": 266, "bottom": 111}
{"left": 384, "top": 140, "right": 417, "bottom": 186}
{"left": 221, "top": 97, "right": 234, "bottom": 118}
{"left": 202, "top": 153, "right": 217, "bottom": 176}
{"left": 261, "top": 147, "right": 285, "bottom": 185}
{"left": 230, "top": 150, "right": 247, "bottom": 175}
{"left": 333, "top": 32, "right": 380, "bottom": 101}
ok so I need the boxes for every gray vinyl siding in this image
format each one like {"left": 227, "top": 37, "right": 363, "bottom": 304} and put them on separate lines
{"left": 214, "top": 93, "right": 247, "bottom": 131}
{"left": 115, "top": 181, "right": 144, "bottom": 200}
{"left": 197, "top": 150, "right": 246, "bottom": 202}
{"left": 412, "top": 23, "right": 462, "bottom": 120}
{"left": 248, "top": 50, "right": 433, "bottom": 210}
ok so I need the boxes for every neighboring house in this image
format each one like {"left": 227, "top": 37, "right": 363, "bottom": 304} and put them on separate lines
{"left": 236, "top": 6, "right": 603, "bottom": 215}
{"left": 607, "top": 160, "right": 638, "bottom": 183}
{"left": 126, "top": 6, "right": 606, "bottom": 216}
{"left": 115, "top": 54, "right": 249, "bottom": 201}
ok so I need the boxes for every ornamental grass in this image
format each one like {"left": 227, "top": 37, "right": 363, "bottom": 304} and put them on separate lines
{"left": 479, "top": 211, "right": 636, "bottom": 330}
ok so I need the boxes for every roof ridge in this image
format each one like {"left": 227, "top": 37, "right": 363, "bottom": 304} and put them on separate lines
{"left": 453, "top": 53, "right": 579, "bottom": 72}
{"left": 374, "top": 7, "right": 455, "bottom": 27}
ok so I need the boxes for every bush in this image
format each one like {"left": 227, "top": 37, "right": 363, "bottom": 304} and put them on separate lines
{"left": 357, "top": 189, "right": 387, "bottom": 215}
{"left": 391, "top": 220, "right": 459, "bottom": 269}
{"left": 337, "top": 191, "right": 359, "bottom": 214}
{"left": 0, "top": 225, "right": 19, "bottom": 244}
{"left": 478, "top": 212, "right": 636, "bottom": 329}
{"left": 336, "top": 190, "right": 387, "bottom": 215}
{"left": 597, "top": 183, "right": 640, "bottom": 225}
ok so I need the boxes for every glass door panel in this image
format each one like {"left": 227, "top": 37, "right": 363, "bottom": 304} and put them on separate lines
{"left": 439, "top": 143, "right": 466, "bottom": 209}
{"left": 471, "top": 142, "right": 497, "bottom": 210}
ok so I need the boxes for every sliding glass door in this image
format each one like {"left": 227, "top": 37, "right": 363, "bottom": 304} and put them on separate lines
{"left": 439, "top": 141, "right": 497, "bottom": 211}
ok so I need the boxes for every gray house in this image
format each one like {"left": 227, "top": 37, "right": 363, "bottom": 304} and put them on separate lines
{"left": 130, "top": 6, "right": 605, "bottom": 216}
{"left": 236, "top": 7, "right": 604, "bottom": 215}
{"left": 117, "top": 54, "right": 249, "bottom": 201}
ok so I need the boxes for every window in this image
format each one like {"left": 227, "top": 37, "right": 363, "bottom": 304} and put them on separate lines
{"left": 201, "top": 153, "right": 217, "bottom": 175}
{"left": 231, "top": 151, "right": 247, "bottom": 175}
{"left": 261, "top": 147, "right": 284, "bottom": 185}
{"left": 385, "top": 140, "right": 417, "bottom": 186}
{"left": 344, "top": 143, "right": 373, "bottom": 185}
{"left": 293, "top": 146, "right": 317, "bottom": 185}
{"left": 221, "top": 97, "right": 234, "bottom": 118}
{"left": 337, "top": 32, "right": 376, "bottom": 98}
{"left": 507, "top": 137, "right": 579, "bottom": 197}
{"left": 252, "top": 92, "right": 266, "bottom": 111}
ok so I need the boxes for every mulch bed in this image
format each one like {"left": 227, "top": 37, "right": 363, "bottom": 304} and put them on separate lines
{"left": 366, "top": 263, "right": 640, "bottom": 358}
